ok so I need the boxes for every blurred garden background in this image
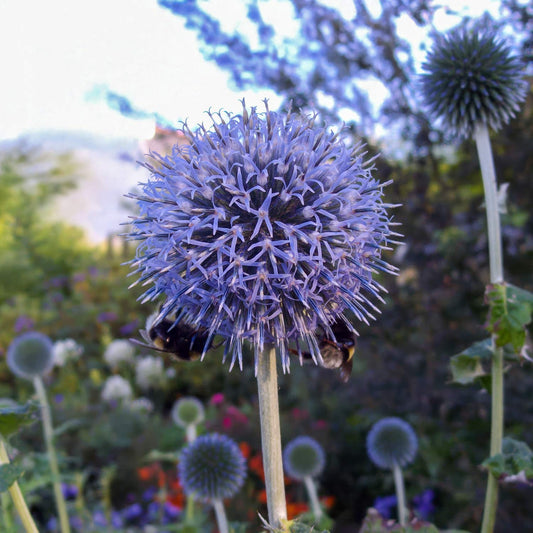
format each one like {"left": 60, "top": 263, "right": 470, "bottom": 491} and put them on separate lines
{"left": 0, "top": 0, "right": 532, "bottom": 531}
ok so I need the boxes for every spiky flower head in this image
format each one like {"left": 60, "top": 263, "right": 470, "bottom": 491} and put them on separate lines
{"left": 128, "top": 101, "right": 396, "bottom": 371}
{"left": 103, "top": 339, "right": 135, "bottom": 367}
{"left": 420, "top": 16, "right": 527, "bottom": 138}
{"left": 135, "top": 355, "right": 166, "bottom": 390}
{"left": 7, "top": 332, "right": 54, "bottom": 380}
{"left": 178, "top": 433, "right": 246, "bottom": 501}
{"left": 366, "top": 417, "right": 418, "bottom": 470}
{"left": 101, "top": 375, "right": 133, "bottom": 404}
{"left": 171, "top": 396, "right": 205, "bottom": 427}
{"left": 283, "top": 436, "right": 325, "bottom": 480}
{"left": 52, "top": 338, "right": 83, "bottom": 367}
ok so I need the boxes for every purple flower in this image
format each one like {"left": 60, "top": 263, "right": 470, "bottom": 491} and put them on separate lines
{"left": 14, "top": 315, "right": 34, "bottom": 333}
{"left": 373, "top": 494, "right": 397, "bottom": 519}
{"left": 178, "top": 432, "right": 246, "bottom": 501}
{"left": 61, "top": 483, "right": 78, "bottom": 500}
{"left": 412, "top": 488, "right": 435, "bottom": 519}
{"left": 128, "top": 101, "right": 396, "bottom": 371}
{"left": 121, "top": 502, "right": 144, "bottom": 523}
{"left": 97, "top": 311, "right": 118, "bottom": 323}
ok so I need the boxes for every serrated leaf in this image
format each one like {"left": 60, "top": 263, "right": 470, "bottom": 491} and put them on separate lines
{"left": 0, "top": 402, "right": 39, "bottom": 438}
{"left": 486, "top": 283, "right": 533, "bottom": 352}
{"left": 482, "top": 437, "right": 533, "bottom": 482}
{"left": 0, "top": 462, "right": 25, "bottom": 493}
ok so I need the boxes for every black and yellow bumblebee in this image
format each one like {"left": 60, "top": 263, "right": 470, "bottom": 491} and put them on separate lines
{"left": 295, "top": 319, "right": 356, "bottom": 383}
{"left": 130, "top": 313, "right": 214, "bottom": 362}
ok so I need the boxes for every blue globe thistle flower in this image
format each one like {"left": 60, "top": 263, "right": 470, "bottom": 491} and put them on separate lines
{"left": 283, "top": 436, "right": 325, "bottom": 480}
{"left": 366, "top": 417, "right": 418, "bottom": 470}
{"left": 128, "top": 101, "right": 397, "bottom": 371}
{"left": 419, "top": 16, "right": 527, "bottom": 138}
{"left": 178, "top": 432, "right": 246, "bottom": 501}
{"left": 7, "top": 332, "right": 54, "bottom": 380}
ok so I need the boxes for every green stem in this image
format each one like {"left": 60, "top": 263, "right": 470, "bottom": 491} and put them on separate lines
{"left": 257, "top": 346, "right": 287, "bottom": 528}
{"left": 481, "top": 344, "right": 504, "bottom": 533}
{"left": 213, "top": 498, "right": 229, "bottom": 533}
{"left": 0, "top": 439, "right": 38, "bottom": 533}
{"left": 474, "top": 123, "right": 505, "bottom": 533}
{"left": 33, "top": 376, "right": 71, "bottom": 533}
{"left": 303, "top": 476, "right": 323, "bottom": 521}
{"left": 392, "top": 462, "right": 407, "bottom": 526}
{"left": 185, "top": 492, "right": 195, "bottom": 525}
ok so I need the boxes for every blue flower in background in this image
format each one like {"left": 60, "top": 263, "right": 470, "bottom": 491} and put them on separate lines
{"left": 129, "top": 101, "right": 396, "bottom": 371}
{"left": 367, "top": 417, "right": 418, "bottom": 469}
{"left": 283, "top": 435, "right": 326, "bottom": 480}
{"left": 413, "top": 488, "right": 435, "bottom": 520}
{"left": 420, "top": 15, "right": 527, "bottom": 138}
{"left": 178, "top": 432, "right": 246, "bottom": 501}
{"left": 373, "top": 494, "right": 397, "bottom": 519}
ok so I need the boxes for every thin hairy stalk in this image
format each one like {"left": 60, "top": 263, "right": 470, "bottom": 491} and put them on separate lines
{"left": 33, "top": 377, "right": 71, "bottom": 533}
{"left": 0, "top": 439, "right": 38, "bottom": 533}
{"left": 475, "top": 124, "right": 505, "bottom": 533}
{"left": 213, "top": 498, "right": 229, "bottom": 533}
{"left": 392, "top": 462, "right": 407, "bottom": 526}
{"left": 257, "top": 346, "right": 287, "bottom": 528}
{"left": 303, "top": 476, "right": 323, "bottom": 520}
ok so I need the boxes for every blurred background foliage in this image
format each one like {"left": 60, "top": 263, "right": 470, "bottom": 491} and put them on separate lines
{"left": 1, "top": 1, "right": 532, "bottom": 531}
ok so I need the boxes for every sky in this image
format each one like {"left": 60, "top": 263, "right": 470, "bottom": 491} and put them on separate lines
{"left": 0, "top": 0, "right": 503, "bottom": 143}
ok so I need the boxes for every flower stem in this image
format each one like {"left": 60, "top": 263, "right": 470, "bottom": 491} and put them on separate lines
{"left": 213, "top": 498, "right": 229, "bottom": 533}
{"left": 303, "top": 476, "right": 323, "bottom": 521}
{"left": 186, "top": 424, "right": 197, "bottom": 443}
{"left": 474, "top": 123, "right": 505, "bottom": 533}
{"left": 256, "top": 346, "right": 287, "bottom": 528}
{"left": 0, "top": 439, "right": 38, "bottom": 533}
{"left": 392, "top": 462, "right": 407, "bottom": 526}
{"left": 474, "top": 124, "right": 503, "bottom": 284}
{"left": 33, "top": 376, "right": 71, "bottom": 533}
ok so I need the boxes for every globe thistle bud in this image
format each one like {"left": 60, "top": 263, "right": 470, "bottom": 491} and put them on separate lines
{"left": 135, "top": 355, "right": 166, "bottom": 390}
{"left": 420, "top": 16, "right": 527, "bottom": 138}
{"left": 101, "top": 375, "right": 133, "bottom": 404}
{"left": 103, "top": 339, "right": 135, "bottom": 367}
{"left": 366, "top": 417, "right": 418, "bottom": 470}
{"left": 178, "top": 433, "right": 246, "bottom": 501}
{"left": 283, "top": 436, "right": 325, "bottom": 481}
{"left": 52, "top": 339, "right": 83, "bottom": 367}
{"left": 128, "top": 101, "right": 397, "bottom": 371}
{"left": 7, "top": 332, "right": 54, "bottom": 380}
{"left": 171, "top": 397, "right": 205, "bottom": 427}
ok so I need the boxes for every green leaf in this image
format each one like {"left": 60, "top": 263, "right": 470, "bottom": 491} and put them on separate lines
{"left": 450, "top": 340, "right": 490, "bottom": 386}
{"left": 0, "top": 462, "right": 25, "bottom": 493}
{"left": 486, "top": 283, "right": 533, "bottom": 353}
{"left": 0, "top": 402, "right": 38, "bottom": 438}
{"left": 482, "top": 437, "right": 533, "bottom": 483}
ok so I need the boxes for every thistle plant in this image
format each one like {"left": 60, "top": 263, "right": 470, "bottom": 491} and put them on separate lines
{"left": 178, "top": 433, "right": 246, "bottom": 533}
{"left": 283, "top": 436, "right": 326, "bottom": 521}
{"left": 171, "top": 396, "right": 205, "bottom": 443}
{"left": 128, "top": 101, "right": 397, "bottom": 526}
{"left": 366, "top": 417, "right": 418, "bottom": 526}
{"left": 420, "top": 17, "right": 527, "bottom": 533}
{"left": 7, "top": 333, "right": 71, "bottom": 533}
{"left": 103, "top": 339, "right": 135, "bottom": 368}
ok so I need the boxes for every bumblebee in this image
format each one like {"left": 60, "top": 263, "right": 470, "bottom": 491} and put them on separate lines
{"left": 130, "top": 313, "right": 213, "bottom": 362}
{"left": 296, "top": 319, "right": 356, "bottom": 383}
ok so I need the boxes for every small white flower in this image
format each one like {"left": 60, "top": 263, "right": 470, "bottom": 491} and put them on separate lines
{"left": 52, "top": 339, "right": 83, "bottom": 367}
{"left": 135, "top": 355, "right": 166, "bottom": 391}
{"left": 103, "top": 339, "right": 135, "bottom": 367}
{"left": 101, "top": 375, "right": 133, "bottom": 403}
